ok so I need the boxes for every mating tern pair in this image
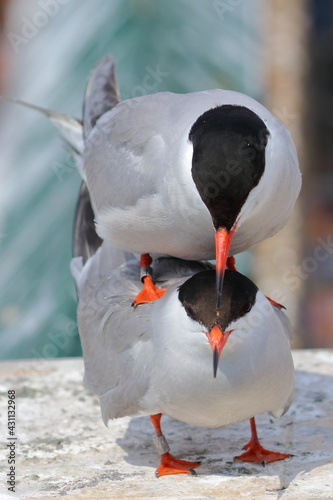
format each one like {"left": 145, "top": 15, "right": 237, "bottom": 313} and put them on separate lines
{"left": 6, "top": 54, "right": 300, "bottom": 476}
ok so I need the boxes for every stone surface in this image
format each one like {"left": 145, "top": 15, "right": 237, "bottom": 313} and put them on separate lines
{"left": 0, "top": 350, "right": 332, "bottom": 499}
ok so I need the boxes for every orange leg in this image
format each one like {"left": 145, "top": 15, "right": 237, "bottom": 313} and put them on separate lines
{"left": 132, "top": 254, "right": 167, "bottom": 306}
{"left": 226, "top": 256, "right": 237, "bottom": 271}
{"left": 234, "top": 417, "right": 290, "bottom": 466}
{"left": 150, "top": 413, "right": 201, "bottom": 477}
{"left": 227, "top": 257, "right": 285, "bottom": 310}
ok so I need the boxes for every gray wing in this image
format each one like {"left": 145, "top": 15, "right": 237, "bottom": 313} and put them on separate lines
{"left": 83, "top": 54, "right": 120, "bottom": 138}
{"left": 73, "top": 182, "right": 103, "bottom": 264}
{"left": 270, "top": 307, "right": 294, "bottom": 417}
{"left": 73, "top": 241, "right": 152, "bottom": 423}
{"left": 273, "top": 307, "right": 293, "bottom": 344}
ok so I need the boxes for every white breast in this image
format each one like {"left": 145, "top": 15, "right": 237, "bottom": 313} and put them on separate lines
{"left": 139, "top": 290, "right": 294, "bottom": 427}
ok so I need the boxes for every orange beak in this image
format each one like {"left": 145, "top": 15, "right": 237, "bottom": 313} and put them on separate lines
{"left": 215, "top": 222, "right": 238, "bottom": 314}
{"left": 206, "top": 324, "right": 232, "bottom": 378}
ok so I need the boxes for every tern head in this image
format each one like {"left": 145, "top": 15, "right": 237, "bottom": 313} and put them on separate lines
{"left": 189, "top": 105, "right": 269, "bottom": 315}
{"left": 178, "top": 269, "right": 258, "bottom": 377}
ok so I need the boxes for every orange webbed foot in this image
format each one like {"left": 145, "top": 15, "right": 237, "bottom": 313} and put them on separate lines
{"left": 155, "top": 452, "right": 201, "bottom": 477}
{"left": 234, "top": 417, "right": 290, "bottom": 466}
{"left": 235, "top": 441, "right": 290, "bottom": 466}
{"left": 132, "top": 253, "right": 167, "bottom": 306}
{"left": 132, "top": 276, "right": 167, "bottom": 306}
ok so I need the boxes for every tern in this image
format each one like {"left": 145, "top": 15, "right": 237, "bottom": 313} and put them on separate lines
{"left": 71, "top": 187, "right": 295, "bottom": 477}
{"left": 2, "top": 55, "right": 301, "bottom": 311}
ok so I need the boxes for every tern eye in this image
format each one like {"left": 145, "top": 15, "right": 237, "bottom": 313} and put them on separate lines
{"left": 185, "top": 305, "right": 195, "bottom": 318}
{"left": 244, "top": 302, "right": 252, "bottom": 313}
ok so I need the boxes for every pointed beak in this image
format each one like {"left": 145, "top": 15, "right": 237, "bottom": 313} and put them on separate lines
{"left": 215, "top": 227, "right": 233, "bottom": 314}
{"left": 206, "top": 324, "right": 232, "bottom": 378}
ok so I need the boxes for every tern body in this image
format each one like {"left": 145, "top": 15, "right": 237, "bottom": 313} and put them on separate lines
{"left": 72, "top": 242, "right": 294, "bottom": 430}
{"left": 85, "top": 88, "right": 301, "bottom": 260}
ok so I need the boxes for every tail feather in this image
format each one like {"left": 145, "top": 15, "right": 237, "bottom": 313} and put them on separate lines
{"left": 0, "top": 95, "right": 84, "bottom": 155}
{"left": 83, "top": 54, "right": 120, "bottom": 138}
